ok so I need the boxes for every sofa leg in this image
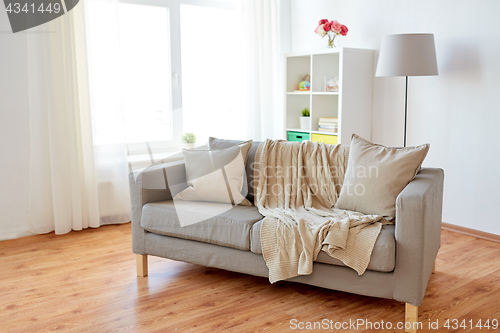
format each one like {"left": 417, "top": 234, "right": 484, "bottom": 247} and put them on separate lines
{"left": 136, "top": 254, "right": 148, "bottom": 277}
{"left": 405, "top": 303, "right": 419, "bottom": 333}
{"left": 432, "top": 262, "right": 436, "bottom": 273}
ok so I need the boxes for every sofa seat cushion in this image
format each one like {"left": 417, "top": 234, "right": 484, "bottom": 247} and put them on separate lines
{"left": 141, "top": 200, "right": 264, "bottom": 251}
{"left": 250, "top": 221, "right": 396, "bottom": 272}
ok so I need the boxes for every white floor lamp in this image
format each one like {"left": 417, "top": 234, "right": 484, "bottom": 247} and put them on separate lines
{"left": 375, "top": 34, "right": 438, "bottom": 147}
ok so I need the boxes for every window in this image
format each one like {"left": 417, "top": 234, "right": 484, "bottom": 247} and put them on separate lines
{"left": 118, "top": 4, "right": 173, "bottom": 144}
{"left": 180, "top": 2, "right": 243, "bottom": 142}
{"left": 86, "top": 0, "right": 243, "bottom": 152}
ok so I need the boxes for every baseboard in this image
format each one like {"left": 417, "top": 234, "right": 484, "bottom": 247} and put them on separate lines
{"left": 442, "top": 222, "right": 500, "bottom": 243}
{"left": 0, "top": 230, "right": 36, "bottom": 242}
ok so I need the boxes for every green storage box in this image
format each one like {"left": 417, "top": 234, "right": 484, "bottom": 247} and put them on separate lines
{"left": 287, "top": 131, "right": 310, "bottom": 142}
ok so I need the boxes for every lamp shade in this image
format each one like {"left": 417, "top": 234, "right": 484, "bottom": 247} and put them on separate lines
{"left": 376, "top": 34, "right": 438, "bottom": 77}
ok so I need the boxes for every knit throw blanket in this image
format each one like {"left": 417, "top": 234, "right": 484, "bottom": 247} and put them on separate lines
{"left": 254, "top": 139, "right": 390, "bottom": 283}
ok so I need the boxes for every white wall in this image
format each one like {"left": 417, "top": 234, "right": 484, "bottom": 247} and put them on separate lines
{"left": 290, "top": 0, "right": 500, "bottom": 235}
{"left": 0, "top": 9, "right": 33, "bottom": 240}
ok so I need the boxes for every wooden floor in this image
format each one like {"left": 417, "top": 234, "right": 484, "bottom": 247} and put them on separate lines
{"left": 1, "top": 224, "right": 499, "bottom": 333}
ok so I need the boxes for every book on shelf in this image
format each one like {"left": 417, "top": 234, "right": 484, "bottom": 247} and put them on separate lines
{"left": 318, "top": 117, "right": 338, "bottom": 124}
{"left": 318, "top": 117, "right": 338, "bottom": 122}
{"left": 318, "top": 117, "right": 338, "bottom": 133}
{"left": 318, "top": 126, "right": 338, "bottom": 133}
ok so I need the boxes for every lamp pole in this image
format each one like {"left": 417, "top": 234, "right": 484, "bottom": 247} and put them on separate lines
{"left": 404, "top": 76, "right": 408, "bottom": 147}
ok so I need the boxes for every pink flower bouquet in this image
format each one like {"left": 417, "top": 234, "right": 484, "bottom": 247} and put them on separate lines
{"left": 314, "top": 19, "right": 348, "bottom": 48}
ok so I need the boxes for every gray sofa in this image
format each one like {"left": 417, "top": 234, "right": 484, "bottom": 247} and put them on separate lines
{"left": 130, "top": 141, "right": 444, "bottom": 333}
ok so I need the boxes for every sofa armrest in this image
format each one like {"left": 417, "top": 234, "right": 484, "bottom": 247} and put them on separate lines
{"left": 392, "top": 168, "right": 444, "bottom": 306}
{"left": 129, "top": 160, "right": 187, "bottom": 254}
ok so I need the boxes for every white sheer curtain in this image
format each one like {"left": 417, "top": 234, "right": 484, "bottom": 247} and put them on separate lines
{"left": 27, "top": 1, "right": 130, "bottom": 235}
{"left": 84, "top": 0, "right": 131, "bottom": 224}
{"left": 242, "top": 0, "right": 285, "bottom": 141}
{"left": 28, "top": 5, "right": 98, "bottom": 234}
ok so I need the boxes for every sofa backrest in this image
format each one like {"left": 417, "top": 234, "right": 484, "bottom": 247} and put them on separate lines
{"left": 245, "top": 141, "right": 263, "bottom": 202}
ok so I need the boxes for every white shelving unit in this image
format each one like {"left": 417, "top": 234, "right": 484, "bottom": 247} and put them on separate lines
{"left": 284, "top": 48, "right": 374, "bottom": 145}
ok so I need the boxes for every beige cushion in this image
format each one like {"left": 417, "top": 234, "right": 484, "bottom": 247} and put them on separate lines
{"left": 174, "top": 140, "right": 253, "bottom": 206}
{"left": 209, "top": 138, "right": 263, "bottom": 203}
{"left": 335, "top": 134, "right": 429, "bottom": 217}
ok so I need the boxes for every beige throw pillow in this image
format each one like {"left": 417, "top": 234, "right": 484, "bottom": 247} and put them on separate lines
{"left": 174, "top": 140, "right": 253, "bottom": 206}
{"left": 209, "top": 138, "right": 256, "bottom": 202}
{"left": 335, "top": 134, "right": 429, "bottom": 217}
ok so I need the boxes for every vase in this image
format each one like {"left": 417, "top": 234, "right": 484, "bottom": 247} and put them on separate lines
{"left": 327, "top": 34, "right": 337, "bottom": 48}
{"left": 300, "top": 117, "right": 311, "bottom": 131}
